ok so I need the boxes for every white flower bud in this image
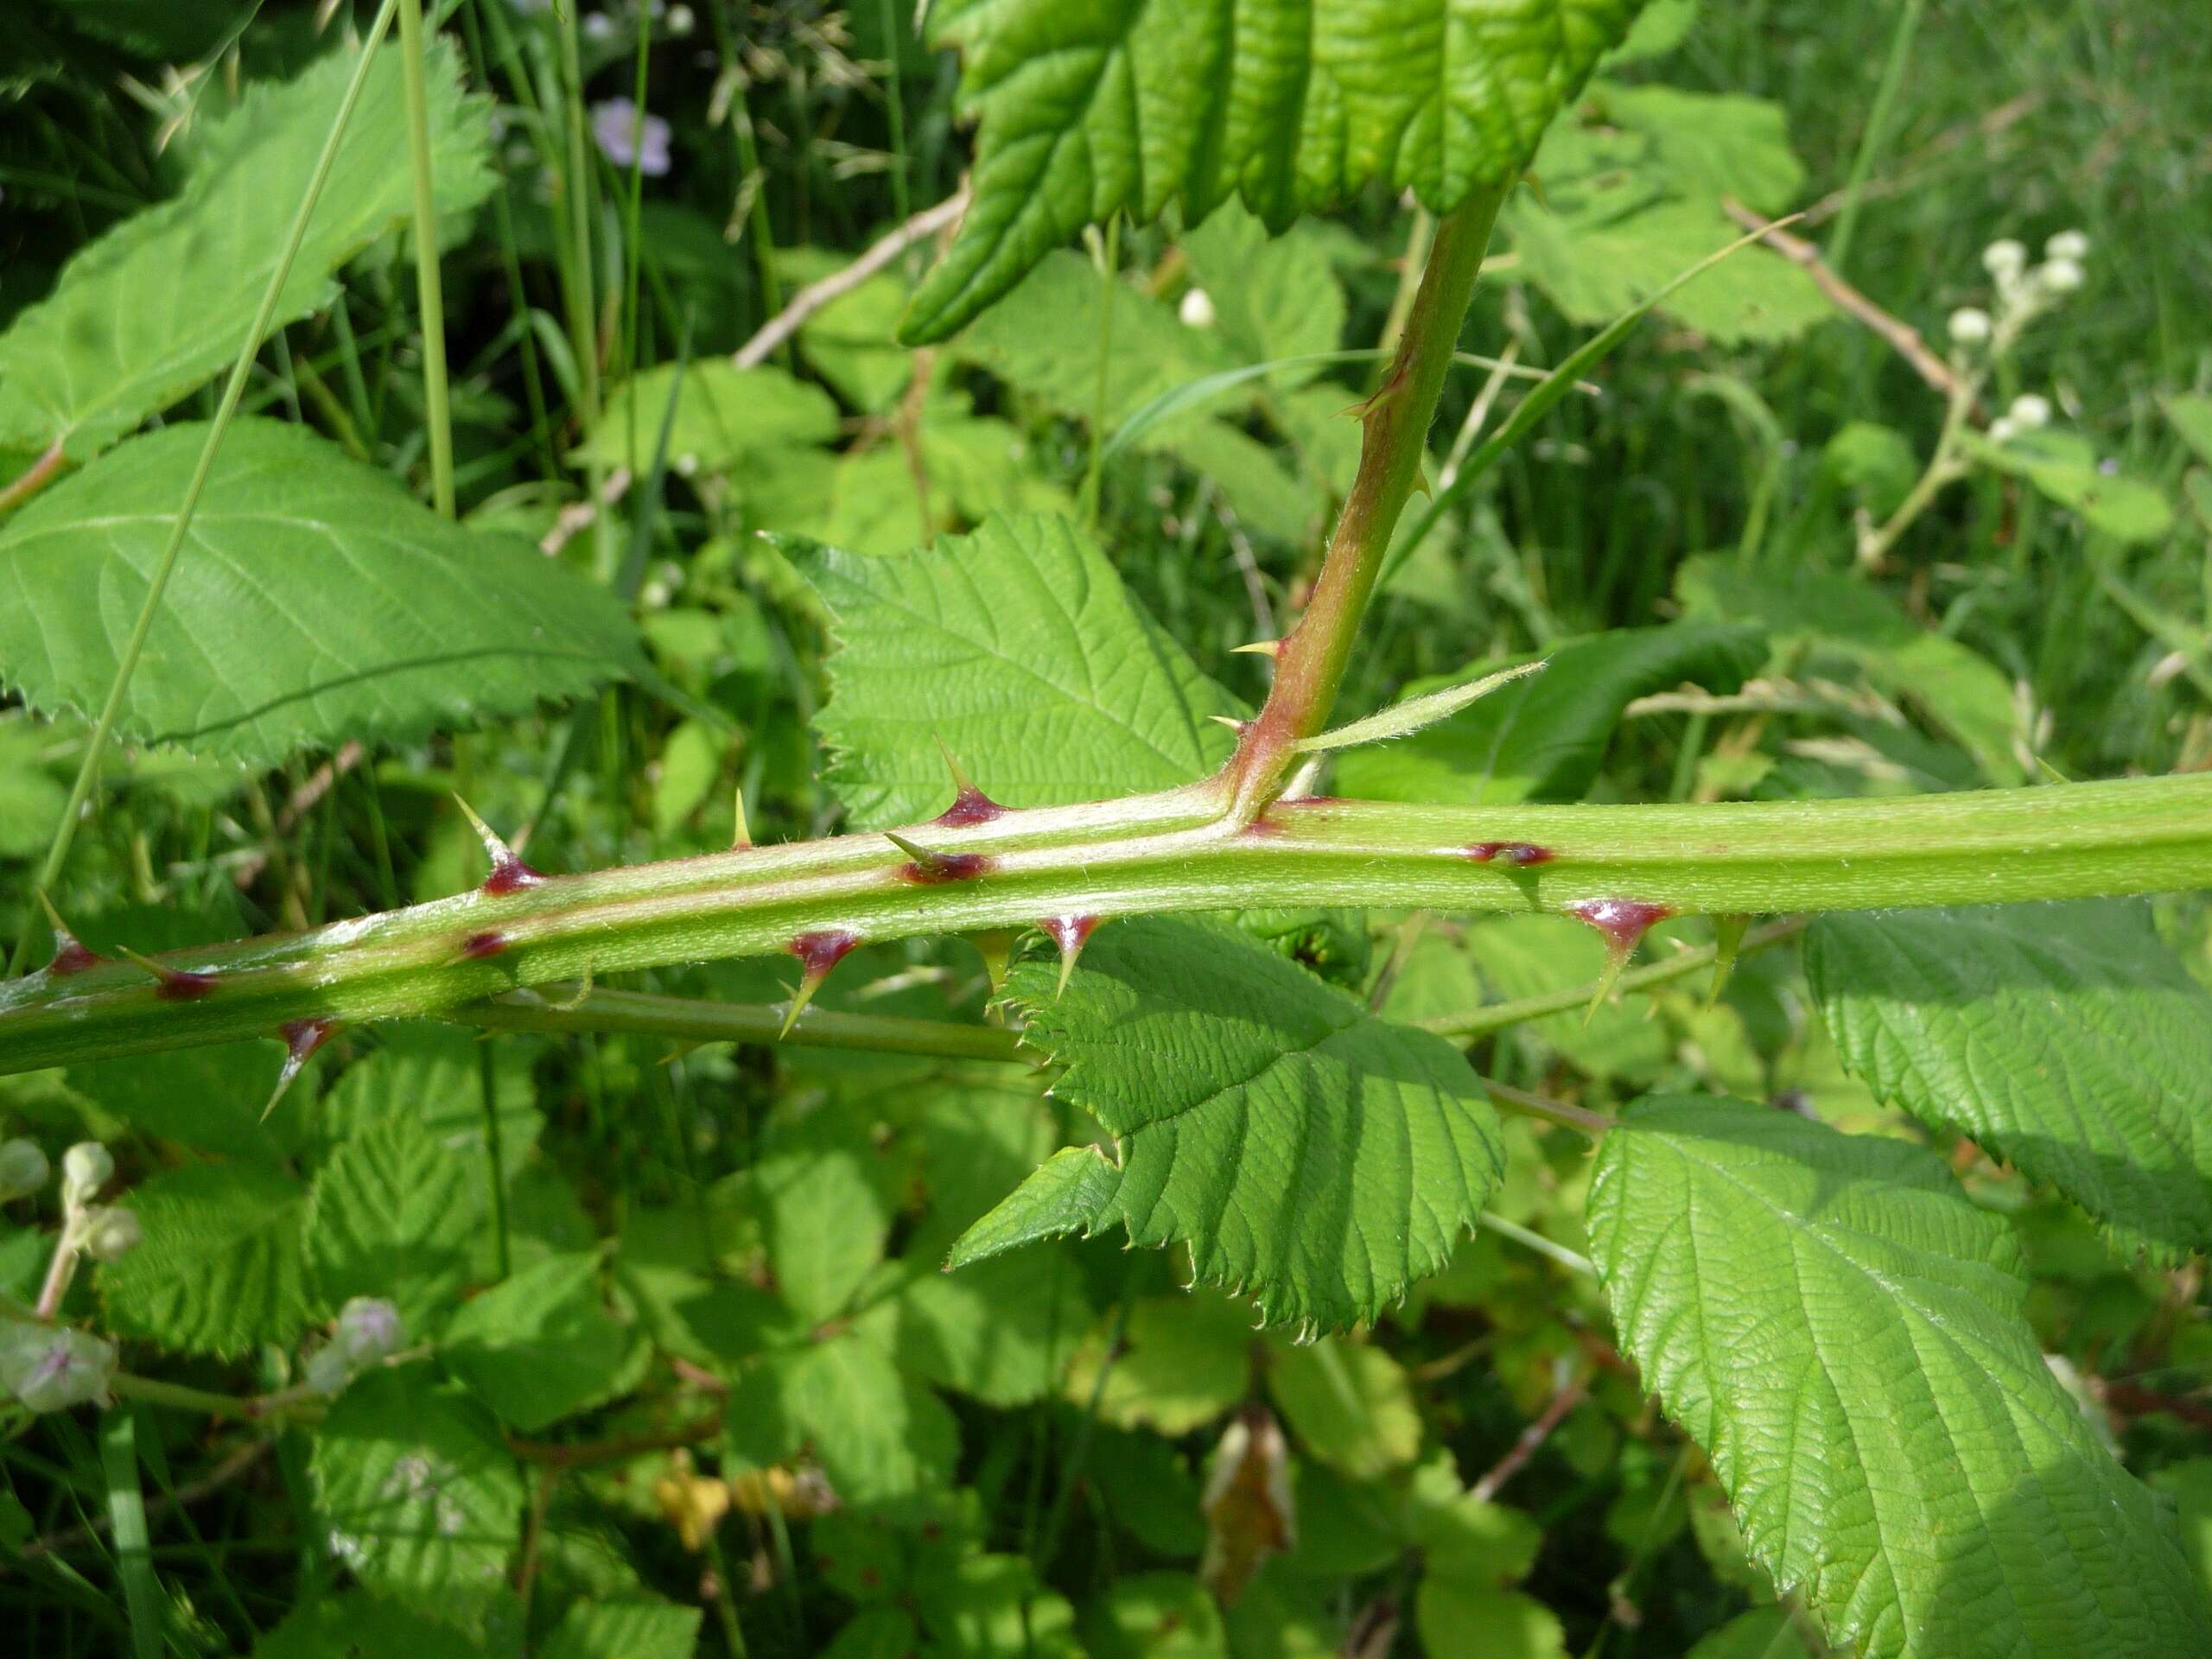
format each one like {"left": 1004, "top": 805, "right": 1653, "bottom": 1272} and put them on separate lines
{"left": 1946, "top": 307, "right": 1993, "bottom": 346}
{"left": 1982, "top": 238, "right": 2027, "bottom": 280}
{"left": 2007, "top": 394, "right": 2051, "bottom": 430}
{"left": 2037, "top": 257, "right": 2085, "bottom": 295}
{"left": 0, "top": 1140, "right": 49, "bottom": 1202}
{"left": 0, "top": 1321, "right": 116, "bottom": 1414}
{"left": 1178, "top": 287, "right": 1217, "bottom": 329}
{"left": 335, "top": 1297, "right": 403, "bottom": 1364}
{"left": 1988, "top": 416, "right": 2018, "bottom": 444}
{"left": 302, "top": 1344, "right": 355, "bottom": 1398}
{"left": 60, "top": 1143, "right": 111, "bottom": 1208}
{"left": 80, "top": 1207, "right": 143, "bottom": 1264}
{"left": 2045, "top": 230, "right": 2089, "bottom": 262}
{"left": 667, "top": 3, "right": 693, "bottom": 33}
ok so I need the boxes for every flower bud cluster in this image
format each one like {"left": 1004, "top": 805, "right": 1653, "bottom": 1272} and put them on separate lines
{"left": 1950, "top": 230, "right": 2090, "bottom": 359}
{"left": 303, "top": 1298, "right": 405, "bottom": 1398}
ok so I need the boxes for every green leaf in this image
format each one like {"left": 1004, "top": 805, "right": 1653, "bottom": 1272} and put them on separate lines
{"left": 310, "top": 1365, "right": 525, "bottom": 1620}
{"left": 537, "top": 1599, "right": 702, "bottom": 1659}
{"left": 1595, "top": 83, "right": 1804, "bottom": 215}
{"left": 2166, "top": 393, "right": 2212, "bottom": 467}
{"left": 442, "top": 1251, "right": 637, "bottom": 1433}
{"left": 903, "top": 0, "right": 1650, "bottom": 341}
{"left": 308, "top": 1112, "right": 480, "bottom": 1336}
{"left": 98, "top": 1161, "right": 315, "bottom": 1357}
{"left": 728, "top": 1332, "right": 960, "bottom": 1505}
{"left": 252, "top": 1590, "right": 495, "bottom": 1659}
{"left": 1179, "top": 207, "right": 1346, "bottom": 375}
{"left": 1265, "top": 1338, "right": 1421, "bottom": 1479}
{"left": 992, "top": 917, "right": 1507, "bottom": 1330}
{"left": 1586, "top": 1095, "right": 2209, "bottom": 1658}
{"left": 1683, "top": 1608, "right": 1817, "bottom": 1659}
{"left": 571, "top": 362, "right": 839, "bottom": 475}
{"left": 793, "top": 513, "right": 1238, "bottom": 827}
{"left": 876, "top": 1245, "right": 1090, "bottom": 1408}
{"left": 1823, "top": 421, "right": 1920, "bottom": 518}
{"left": 0, "top": 420, "right": 644, "bottom": 766}
{"left": 0, "top": 38, "right": 493, "bottom": 460}
{"left": 1336, "top": 623, "right": 1764, "bottom": 805}
{"left": 1807, "top": 903, "right": 2212, "bottom": 1260}
{"left": 1062, "top": 1294, "right": 1253, "bottom": 1436}
{"left": 0, "top": 719, "right": 67, "bottom": 860}
{"left": 1969, "top": 429, "right": 2174, "bottom": 545}
{"left": 753, "top": 1103, "right": 892, "bottom": 1325}
{"left": 1082, "top": 1571, "right": 1229, "bottom": 1659}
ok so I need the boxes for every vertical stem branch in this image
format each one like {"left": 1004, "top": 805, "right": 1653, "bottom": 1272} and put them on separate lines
{"left": 1223, "top": 181, "right": 1510, "bottom": 819}
{"left": 396, "top": 0, "right": 455, "bottom": 516}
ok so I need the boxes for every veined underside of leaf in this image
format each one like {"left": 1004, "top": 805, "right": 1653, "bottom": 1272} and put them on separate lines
{"left": 903, "top": 0, "right": 1651, "bottom": 340}
{"left": 0, "top": 35, "right": 494, "bottom": 461}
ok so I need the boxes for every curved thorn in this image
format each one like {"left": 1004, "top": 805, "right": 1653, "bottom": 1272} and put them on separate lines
{"left": 454, "top": 794, "right": 544, "bottom": 893}
{"left": 35, "top": 890, "right": 98, "bottom": 976}
{"left": 781, "top": 930, "right": 860, "bottom": 1038}
{"left": 1041, "top": 915, "right": 1099, "bottom": 999}
{"left": 264, "top": 1018, "right": 337, "bottom": 1119}
{"left": 114, "top": 946, "right": 218, "bottom": 1001}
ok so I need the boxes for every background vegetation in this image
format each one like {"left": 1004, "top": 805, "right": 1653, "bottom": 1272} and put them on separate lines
{"left": 1, "top": 1, "right": 2209, "bottom": 1655}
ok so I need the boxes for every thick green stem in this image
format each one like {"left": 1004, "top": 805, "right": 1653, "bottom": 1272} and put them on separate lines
{"left": 3, "top": 773, "right": 2205, "bottom": 1075}
{"left": 1224, "top": 183, "right": 1509, "bottom": 819}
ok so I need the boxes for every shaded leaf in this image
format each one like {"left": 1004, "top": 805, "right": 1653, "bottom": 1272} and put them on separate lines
{"left": 1266, "top": 1338, "right": 1421, "bottom": 1480}
{"left": 571, "top": 362, "right": 839, "bottom": 475}
{"left": 0, "top": 38, "right": 493, "bottom": 459}
{"left": 308, "top": 1112, "right": 480, "bottom": 1336}
{"left": 537, "top": 1599, "right": 701, "bottom": 1659}
{"left": 442, "top": 1251, "right": 637, "bottom": 1433}
{"left": 98, "top": 1160, "right": 314, "bottom": 1357}
{"left": 0, "top": 421, "right": 643, "bottom": 766}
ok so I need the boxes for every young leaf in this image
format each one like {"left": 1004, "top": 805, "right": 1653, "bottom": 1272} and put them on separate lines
{"left": 0, "top": 421, "right": 644, "bottom": 766}
{"left": 980, "top": 918, "right": 1508, "bottom": 1330}
{"left": 902, "top": 0, "right": 1651, "bottom": 340}
{"left": 310, "top": 1365, "right": 525, "bottom": 1620}
{"left": 1807, "top": 902, "right": 2212, "bottom": 1261}
{"left": 442, "top": 1251, "right": 638, "bottom": 1433}
{"left": 1587, "top": 1095, "right": 2209, "bottom": 1658}
{"left": 98, "top": 1160, "right": 315, "bottom": 1357}
{"left": 308, "top": 1112, "right": 480, "bottom": 1336}
{"left": 791, "top": 513, "right": 1239, "bottom": 827}
{"left": 1335, "top": 623, "right": 1764, "bottom": 804}
{"left": 0, "top": 38, "right": 493, "bottom": 461}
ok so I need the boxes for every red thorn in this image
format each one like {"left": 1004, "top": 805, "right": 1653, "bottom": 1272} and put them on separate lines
{"left": 1041, "top": 915, "right": 1099, "bottom": 997}
{"left": 49, "top": 936, "right": 99, "bottom": 976}
{"left": 1466, "top": 841, "right": 1555, "bottom": 867}
{"left": 461, "top": 931, "right": 509, "bottom": 959}
{"left": 933, "top": 785, "right": 1004, "bottom": 828}
{"left": 1570, "top": 899, "right": 1673, "bottom": 958}
{"left": 117, "top": 945, "right": 217, "bottom": 1001}
{"left": 483, "top": 857, "right": 546, "bottom": 896}
{"left": 782, "top": 930, "right": 861, "bottom": 1036}
{"left": 264, "top": 1019, "right": 337, "bottom": 1118}
{"left": 884, "top": 832, "right": 991, "bottom": 885}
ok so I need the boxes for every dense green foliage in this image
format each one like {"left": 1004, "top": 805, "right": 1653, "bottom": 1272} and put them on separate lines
{"left": 1, "top": 2, "right": 2209, "bottom": 1657}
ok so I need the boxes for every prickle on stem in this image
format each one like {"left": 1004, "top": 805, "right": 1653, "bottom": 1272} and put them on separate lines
{"left": 454, "top": 796, "right": 545, "bottom": 894}
{"left": 1465, "top": 841, "right": 1554, "bottom": 867}
{"left": 931, "top": 737, "right": 1005, "bottom": 827}
{"left": 780, "top": 930, "right": 861, "bottom": 1038}
{"left": 264, "top": 1018, "right": 338, "bottom": 1118}
{"left": 883, "top": 832, "right": 990, "bottom": 885}
{"left": 114, "top": 946, "right": 218, "bottom": 1001}
{"left": 1040, "top": 915, "right": 1099, "bottom": 999}
{"left": 1570, "top": 899, "right": 1674, "bottom": 1020}
{"left": 35, "top": 892, "right": 98, "bottom": 976}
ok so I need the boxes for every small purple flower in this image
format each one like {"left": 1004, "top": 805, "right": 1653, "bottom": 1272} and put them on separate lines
{"left": 591, "top": 98, "right": 671, "bottom": 176}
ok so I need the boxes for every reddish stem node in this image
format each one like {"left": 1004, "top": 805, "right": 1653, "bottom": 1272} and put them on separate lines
{"left": 1570, "top": 899, "right": 1674, "bottom": 959}
{"left": 461, "top": 931, "right": 510, "bottom": 959}
{"left": 1465, "top": 842, "right": 1555, "bottom": 867}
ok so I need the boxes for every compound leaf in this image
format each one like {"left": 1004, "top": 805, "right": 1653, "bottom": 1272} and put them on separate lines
{"left": 0, "top": 420, "right": 643, "bottom": 766}
{"left": 1807, "top": 902, "right": 2212, "bottom": 1261}
{"left": 0, "top": 37, "right": 493, "bottom": 461}
{"left": 1587, "top": 1095, "right": 2208, "bottom": 1659}
{"left": 904, "top": 0, "right": 1650, "bottom": 340}
{"left": 792, "top": 513, "right": 1238, "bottom": 828}
{"left": 977, "top": 917, "right": 1507, "bottom": 1330}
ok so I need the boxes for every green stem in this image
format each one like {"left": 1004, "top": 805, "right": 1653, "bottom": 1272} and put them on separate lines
{"left": 8, "top": 0, "right": 402, "bottom": 975}
{"left": 1224, "top": 182, "right": 1509, "bottom": 818}
{"left": 1825, "top": 0, "right": 1923, "bottom": 276}
{"left": 3, "top": 773, "right": 2205, "bottom": 1076}
{"left": 397, "top": 0, "right": 454, "bottom": 516}
{"left": 460, "top": 984, "right": 1029, "bottom": 1063}
{"left": 1421, "top": 918, "right": 1807, "bottom": 1039}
